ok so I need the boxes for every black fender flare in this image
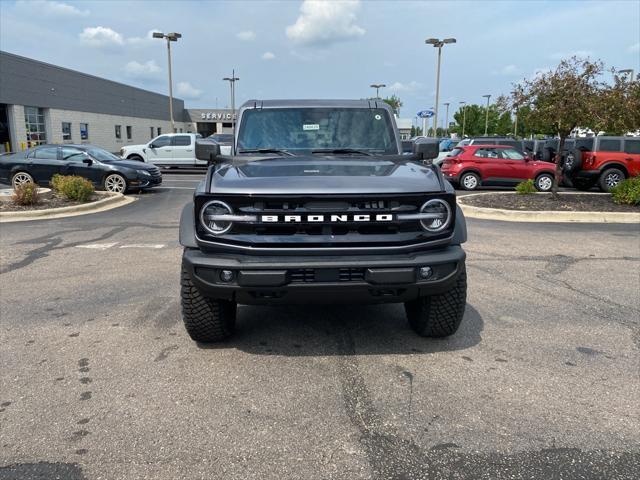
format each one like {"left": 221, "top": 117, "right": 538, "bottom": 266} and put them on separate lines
{"left": 179, "top": 202, "right": 198, "bottom": 248}
{"left": 452, "top": 204, "right": 467, "bottom": 245}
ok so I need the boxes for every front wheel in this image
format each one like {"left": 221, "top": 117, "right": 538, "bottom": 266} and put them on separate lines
{"left": 459, "top": 172, "right": 480, "bottom": 191}
{"left": 534, "top": 173, "right": 554, "bottom": 192}
{"left": 404, "top": 265, "right": 467, "bottom": 338}
{"left": 181, "top": 264, "right": 236, "bottom": 342}
{"left": 598, "top": 168, "right": 625, "bottom": 192}
{"left": 103, "top": 173, "right": 127, "bottom": 193}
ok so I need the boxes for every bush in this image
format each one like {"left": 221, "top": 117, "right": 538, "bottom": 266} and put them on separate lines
{"left": 12, "top": 182, "right": 40, "bottom": 206}
{"left": 515, "top": 179, "right": 537, "bottom": 194}
{"left": 53, "top": 175, "right": 95, "bottom": 202}
{"left": 611, "top": 177, "right": 640, "bottom": 206}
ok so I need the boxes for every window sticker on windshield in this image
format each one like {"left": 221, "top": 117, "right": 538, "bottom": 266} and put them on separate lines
{"left": 303, "top": 124, "right": 320, "bottom": 131}
{"left": 374, "top": 114, "right": 382, "bottom": 120}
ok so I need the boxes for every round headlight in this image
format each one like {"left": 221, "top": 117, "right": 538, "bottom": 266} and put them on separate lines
{"left": 419, "top": 199, "right": 451, "bottom": 232}
{"left": 200, "top": 200, "right": 233, "bottom": 235}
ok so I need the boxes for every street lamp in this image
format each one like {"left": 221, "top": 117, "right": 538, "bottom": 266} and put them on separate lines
{"left": 482, "top": 94, "right": 491, "bottom": 136}
{"left": 370, "top": 83, "right": 386, "bottom": 99}
{"left": 223, "top": 70, "right": 240, "bottom": 154}
{"left": 443, "top": 102, "right": 450, "bottom": 137}
{"left": 153, "top": 31, "right": 182, "bottom": 133}
{"left": 459, "top": 101, "right": 467, "bottom": 138}
{"left": 425, "top": 37, "right": 456, "bottom": 137}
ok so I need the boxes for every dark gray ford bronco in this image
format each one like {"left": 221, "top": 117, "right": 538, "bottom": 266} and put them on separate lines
{"left": 179, "top": 100, "right": 467, "bottom": 342}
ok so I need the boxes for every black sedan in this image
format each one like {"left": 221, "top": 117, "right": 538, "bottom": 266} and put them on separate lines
{"left": 0, "top": 144, "right": 162, "bottom": 193}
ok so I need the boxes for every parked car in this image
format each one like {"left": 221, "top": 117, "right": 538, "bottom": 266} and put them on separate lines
{"left": 120, "top": 133, "right": 203, "bottom": 167}
{"left": 440, "top": 144, "right": 556, "bottom": 191}
{"left": 563, "top": 136, "right": 640, "bottom": 191}
{"left": 0, "top": 144, "right": 161, "bottom": 193}
{"left": 207, "top": 133, "right": 233, "bottom": 155}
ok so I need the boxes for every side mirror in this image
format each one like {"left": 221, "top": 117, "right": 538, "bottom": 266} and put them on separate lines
{"left": 412, "top": 138, "right": 439, "bottom": 160}
{"left": 195, "top": 138, "right": 221, "bottom": 164}
{"left": 82, "top": 157, "right": 93, "bottom": 165}
{"left": 148, "top": 143, "right": 156, "bottom": 149}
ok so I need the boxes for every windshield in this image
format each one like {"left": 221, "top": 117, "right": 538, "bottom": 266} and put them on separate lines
{"left": 209, "top": 134, "right": 234, "bottom": 144}
{"left": 86, "top": 147, "right": 121, "bottom": 162}
{"left": 237, "top": 107, "right": 398, "bottom": 154}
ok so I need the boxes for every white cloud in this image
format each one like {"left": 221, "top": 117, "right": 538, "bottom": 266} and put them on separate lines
{"left": 262, "top": 51, "right": 276, "bottom": 60}
{"left": 628, "top": 42, "right": 640, "bottom": 53}
{"left": 388, "top": 81, "right": 423, "bottom": 92}
{"left": 492, "top": 64, "right": 522, "bottom": 76}
{"left": 549, "top": 50, "right": 593, "bottom": 60}
{"left": 123, "top": 60, "right": 161, "bottom": 79}
{"left": 286, "top": 0, "right": 365, "bottom": 46}
{"left": 127, "top": 29, "right": 163, "bottom": 46}
{"left": 176, "top": 81, "right": 203, "bottom": 100}
{"left": 17, "top": 0, "right": 89, "bottom": 17}
{"left": 237, "top": 30, "right": 256, "bottom": 41}
{"left": 79, "top": 26, "right": 124, "bottom": 47}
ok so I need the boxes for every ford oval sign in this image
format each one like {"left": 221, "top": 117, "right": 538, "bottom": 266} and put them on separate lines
{"left": 417, "top": 109, "right": 435, "bottom": 118}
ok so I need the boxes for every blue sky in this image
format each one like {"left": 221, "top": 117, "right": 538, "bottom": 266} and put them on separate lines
{"left": 1, "top": 0, "right": 639, "bottom": 124}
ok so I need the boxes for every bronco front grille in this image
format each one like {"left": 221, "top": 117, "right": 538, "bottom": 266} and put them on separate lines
{"left": 289, "top": 268, "right": 366, "bottom": 283}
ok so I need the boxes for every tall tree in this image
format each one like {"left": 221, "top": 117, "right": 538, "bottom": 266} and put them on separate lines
{"left": 382, "top": 95, "right": 403, "bottom": 115}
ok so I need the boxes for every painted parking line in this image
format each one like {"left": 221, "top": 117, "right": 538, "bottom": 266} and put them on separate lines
{"left": 76, "top": 243, "right": 167, "bottom": 250}
{"left": 76, "top": 243, "right": 119, "bottom": 250}
{"left": 119, "top": 244, "right": 165, "bottom": 249}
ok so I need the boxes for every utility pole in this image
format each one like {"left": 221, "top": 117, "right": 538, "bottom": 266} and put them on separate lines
{"left": 153, "top": 32, "right": 182, "bottom": 132}
{"left": 370, "top": 83, "right": 386, "bottom": 99}
{"left": 425, "top": 37, "right": 456, "bottom": 137}
{"left": 459, "top": 101, "right": 467, "bottom": 138}
{"left": 482, "top": 94, "right": 491, "bottom": 136}
{"left": 223, "top": 70, "right": 240, "bottom": 154}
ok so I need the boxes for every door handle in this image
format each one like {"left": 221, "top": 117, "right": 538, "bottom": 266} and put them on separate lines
{"left": 186, "top": 149, "right": 193, "bottom": 152}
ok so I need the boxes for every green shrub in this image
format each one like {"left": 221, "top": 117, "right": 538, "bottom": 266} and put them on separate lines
{"left": 12, "top": 182, "right": 40, "bottom": 205}
{"left": 56, "top": 175, "right": 95, "bottom": 202}
{"left": 515, "top": 179, "right": 537, "bottom": 195}
{"left": 611, "top": 177, "right": 640, "bottom": 206}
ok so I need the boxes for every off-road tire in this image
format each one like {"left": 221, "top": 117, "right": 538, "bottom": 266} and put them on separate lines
{"left": 180, "top": 264, "right": 236, "bottom": 342}
{"left": 598, "top": 168, "right": 625, "bottom": 192}
{"left": 404, "top": 265, "right": 467, "bottom": 337}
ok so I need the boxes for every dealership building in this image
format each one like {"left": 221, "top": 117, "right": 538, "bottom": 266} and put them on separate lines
{"left": 0, "top": 51, "right": 236, "bottom": 153}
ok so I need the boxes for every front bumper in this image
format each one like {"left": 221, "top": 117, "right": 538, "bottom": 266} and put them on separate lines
{"left": 182, "top": 246, "right": 466, "bottom": 305}
{"left": 131, "top": 176, "right": 162, "bottom": 189}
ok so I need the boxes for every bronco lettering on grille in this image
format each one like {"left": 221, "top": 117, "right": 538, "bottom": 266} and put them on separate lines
{"left": 260, "top": 214, "right": 394, "bottom": 223}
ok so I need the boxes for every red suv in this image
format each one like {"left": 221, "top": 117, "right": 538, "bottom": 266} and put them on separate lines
{"left": 441, "top": 144, "right": 557, "bottom": 191}
{"left": 564, "top": 136, "right": 640, "bottom": 191}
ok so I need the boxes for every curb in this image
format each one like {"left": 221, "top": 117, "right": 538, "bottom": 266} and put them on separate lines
{"left": 0, "top": 192, "right": 137, "bottom": 223}
{"left": 458, "top": 192, "right": 640, "bottom": 224}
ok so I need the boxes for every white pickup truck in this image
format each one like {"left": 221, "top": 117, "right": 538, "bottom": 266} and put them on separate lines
{"left": 119, "top": 133, "right": 232, "bottom": 167}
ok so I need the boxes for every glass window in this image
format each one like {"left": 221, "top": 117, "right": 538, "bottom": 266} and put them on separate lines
{"left": 33, "top": 146, "right": 58, "bottom": 159}
{"left": 85, "top": 147, "right": 121, "bottom": 162}
{"left": 157, "top": 127, "right": 161, "bottom": 135}
{"left": 623, "top": 139, "right": 640, "bottom": 154}
{"left": 474, "top": 148, "right": 498, "bottom": 158}
{"left": 150, "top": 127, "right": 154, "bottom": 139}
{"left": 237, "top": 107, "right": 397, "bottom": 154}
{"left": 500, "top": 148, "right": 525, "bottom": 160}
{"left": 115, "top": 125, "right": 122, "bottom": 139}
{"left": 126, "top": 126, "right": 132, "bottom": 140}
{"left": 599, "top": 139, "right": 621, "bottom": 152}
{"left": 24, "top": 106, "right": 47, "bottom": 145}
{"left": 152, "top": 135, "right": 171, "bottom": 147}
{"left": 61, "top": 147, "right": 86, "bottom": 162}
{"left": 62, "top": 122, "right": 72, "bottom": 141}
{"left": 80, "top": 123, "right": 89, "bottom": 140}
{"left": 449, "top": 148, "right": 464, "bottom": 157}
{"left": 172, "top": 135, "right": 192, "bottom": 146}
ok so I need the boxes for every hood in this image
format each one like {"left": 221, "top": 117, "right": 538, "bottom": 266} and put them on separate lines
{"left": 209, "top": 155, "right": 442, "bottom": 195}
{"left": 105, "top": 159, "right": 157, "bottom": 170}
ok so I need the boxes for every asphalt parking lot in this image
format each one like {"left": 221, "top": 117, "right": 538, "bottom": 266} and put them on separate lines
{"left": 1, "top": 172, "right": 639, "bottom": 479}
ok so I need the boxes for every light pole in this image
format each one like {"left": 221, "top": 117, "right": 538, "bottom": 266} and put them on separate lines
{"left": 482, "top": 94, "right": 491, "bottom": 136}
{"left": 443, "top": 102, "right": 450, "bottom": 137}
{"left": 153, "top": 31, "right": 182, "bottom": 133}
{"left": 370, "top": 83, "right": 386, "bottom": 99}
{"left": 223, "top": 70, "right": 240, "bottom": 154}
{"left": 425, "top": 37, "right": 456, "bottom": 137}
{"left": 459, "top": 101, "right": 466, "bottom": 138}
{"left": 513, "top": 107, "right": 518, "bottom": 138}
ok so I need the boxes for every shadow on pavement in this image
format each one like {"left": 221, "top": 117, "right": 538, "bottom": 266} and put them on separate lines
{"left": 197, "top": 302, "right": 483, "bottom": 356}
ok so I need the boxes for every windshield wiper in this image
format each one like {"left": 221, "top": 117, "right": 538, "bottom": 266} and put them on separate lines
{"left": 238, "top": 148, "right": 295, "bottom": 156}
{"left": 311, "top": 148, "right": 372, "bottom": 156}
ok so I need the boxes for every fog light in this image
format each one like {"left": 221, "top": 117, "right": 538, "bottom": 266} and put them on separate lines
{"left": 219, "top": 270, "right": 234, "bottom": 283}
{"left": 419, "top": 266, "right": 433, "bottom": 279}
